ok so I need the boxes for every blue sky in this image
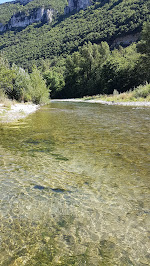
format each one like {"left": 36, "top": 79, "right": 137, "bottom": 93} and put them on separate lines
{"left": 0, "top": 0, "right": 13, "bottom": 4}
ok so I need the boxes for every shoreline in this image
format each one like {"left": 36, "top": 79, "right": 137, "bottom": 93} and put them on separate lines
{"left": 51, "top": 99, "right": 150, "bottom": 107}
{"left": 0, "top": 102, "right": 39, "bottom": 123}
{"left": 1, "top": 98, "right": 149, "bottom": 124}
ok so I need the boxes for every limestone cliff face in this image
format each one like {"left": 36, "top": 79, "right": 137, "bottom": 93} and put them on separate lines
{"left": 0, "top": 23, "right": 5, "bottom": 32}
{"left": 111, "top": 33, "right": 140, "bottom": 48}
{"left": 65, "top": 0, "right": 91, "bottom": 14}
{"left": 0, "top": 7, "right": 53, "bottom": 32}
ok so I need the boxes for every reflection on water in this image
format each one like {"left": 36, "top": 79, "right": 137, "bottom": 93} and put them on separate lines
{"left": 0, "top": 102, "right": 150, "bottom": 265}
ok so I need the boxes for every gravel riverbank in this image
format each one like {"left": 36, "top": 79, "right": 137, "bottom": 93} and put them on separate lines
{"left": 0, "top": 103, "right": 39, "bottom": 123}
{"left": 51, "top": 99, "right": 150, "bottom": 107}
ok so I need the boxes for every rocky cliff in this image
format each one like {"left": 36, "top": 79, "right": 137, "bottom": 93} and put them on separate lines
{"left": 0, "top": 7, "right": 53, "bottom": 32}
{"left": 111, "top": 33, "right": 140, "bottom": 48}
{"left": 0, "top": 23, "right": 5, "bottom": 32}
{"left": 0, "top": 0, "right": 91, "bottom": 32}
{"left": 64, "top": 0, "right": 91, "bottom": 14}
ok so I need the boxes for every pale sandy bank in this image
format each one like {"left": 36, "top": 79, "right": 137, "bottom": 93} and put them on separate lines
{"left": 0, "top": 103, "right": 39, "bottom": 123}
{"left": 51, "top": 99, "right": 150, "bottom": 107}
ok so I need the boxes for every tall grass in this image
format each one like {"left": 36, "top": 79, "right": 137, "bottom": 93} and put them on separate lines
{"left": 83, "top": 83, "right": 150, "bottom": 102}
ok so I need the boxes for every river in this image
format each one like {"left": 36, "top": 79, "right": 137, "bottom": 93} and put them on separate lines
{"left": 0, "top": 102, "right": 150, "bottom": 265}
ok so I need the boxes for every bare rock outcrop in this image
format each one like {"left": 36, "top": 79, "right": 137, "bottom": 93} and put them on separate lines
{"left": 64, "top": 0, "right": 91, "bottom": 14}
{"left": 111, "top": 33, "right": 140, "bottom": 48}
{"left": 0, "top": 7, "right": 53, "bottom": 32}
{"left": 0, "top": 23, "right": 5, "bottom": 32}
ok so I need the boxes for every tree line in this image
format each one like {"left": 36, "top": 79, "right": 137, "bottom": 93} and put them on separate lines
{"left": 42, "top": 21, "right": 150, "bottom": 99}
{"left": 0, "top": 21, "right": 150, "bottom": 103}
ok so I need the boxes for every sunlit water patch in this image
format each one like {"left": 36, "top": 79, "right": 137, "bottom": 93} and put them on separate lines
{"left": 0, "top": 102, "right": 150, "bottom": 265}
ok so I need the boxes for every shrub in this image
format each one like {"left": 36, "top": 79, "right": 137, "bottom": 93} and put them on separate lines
{"left": 133, "top": 82, "right": 150, "bottom": 98}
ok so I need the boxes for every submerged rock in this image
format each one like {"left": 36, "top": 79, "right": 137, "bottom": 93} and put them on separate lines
{"left": 51, "top": 188, "right": 67, "bottom": 193}
{"left": 33, "top": 185, "right": 72, "bottom": 193}
{"left": 33, "top": 185, "right": 46, "bottom": 190}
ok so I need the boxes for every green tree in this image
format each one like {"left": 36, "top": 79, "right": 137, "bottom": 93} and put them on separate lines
{"left": 138, "top": 21, "right": 150, "bottom": 56}
{"left": 30, "top": 66, "right": 50, "bottom": 104}
{"left": 43, "top": 68, "right": 65, "bottom": 98}
{"left": 63, "top": 42, "right": 110, "bottom": 98}
{"left": 101, "top": 44, "right": 141, "bottom": 94}
{"left": 137, "top": 20, "right": 150, "bottom": 82}
{"left": 64, "top": 52, "right": 83, "bottom": 98}
{"left": 0, "top": 54, "right": 14, "bottom": 99}
{"left": 12, "top": 64, "right": 32, "bottom": 102}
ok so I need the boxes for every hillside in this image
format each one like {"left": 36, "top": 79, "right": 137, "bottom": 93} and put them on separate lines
{"left": 0, "top": 0, "right": 67, "bottom": 25}
{"left": 0, "top": 0, "right": 149, "bottom": 69}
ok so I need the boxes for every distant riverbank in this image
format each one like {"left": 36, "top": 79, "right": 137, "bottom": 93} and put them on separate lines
{"left": 0, "top": 102, "right": 39, "bottom": 123}
{"left": 1, "top": 97, "right": 149, "bottom": 124}
{"left": 51, "top": 99, "right": 150, "bottom": 107}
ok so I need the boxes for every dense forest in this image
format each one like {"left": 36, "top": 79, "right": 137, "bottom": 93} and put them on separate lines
{"left": 0, "top": 0, "right": 150, "bottom": 101}
{"left": 0, "top": 0, "right": 149, "bottom": 68}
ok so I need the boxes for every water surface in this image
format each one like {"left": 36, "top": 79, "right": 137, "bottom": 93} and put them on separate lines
{"left": 0, "top": 102, "right": 150, "bottom": 265}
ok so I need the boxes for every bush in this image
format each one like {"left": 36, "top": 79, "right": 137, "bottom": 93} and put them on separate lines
{"left": 133, "top": 83, "right": 150, "bottom": 98}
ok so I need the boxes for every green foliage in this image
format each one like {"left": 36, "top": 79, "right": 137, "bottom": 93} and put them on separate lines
{"left": 0, "top": 54, "right": 50, "bottom": 104}
{"left": 137, "top": 21, "right": 150, "bottom": 56}
{"left": 0, "top": 2, "right": 21, "bottom": 24}
{"left": 101, "top": 43, "right": 141, "bottom": 94}
{"left": 62, "top": 41, "right": 111, "bottom": 98}
{"left": 0, "top": 54, "right": 15, "bottom": 98}
{"left": 43, "top": 69, "right": 65, "bottom": 98}
{"left": 25, "top": 0, "right": 68, "bottom": 14}
{"left": 0, "top": 1, "right": 150, "bottom": 101}
{"left": 0, "top": 0, "right": 149, "bottom": 69}
{"left": 12, "top": 64, "right": 32, "bottom": 102}
{"left": 137, "top": 20, "right": 150, "bottom": 82}
{"left": 133, "top": 82, "right": 150, "bottom": 99}
{"left": 30, "top": 66, "right": 49, "bottom": 104}
{"left": 58, "top": 41, "right": 141, "bottom": 98}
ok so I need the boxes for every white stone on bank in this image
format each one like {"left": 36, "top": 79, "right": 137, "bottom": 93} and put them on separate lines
{"left": 11, "top": 103, "right": 39, "bottom": 114}
{"left": 0, "top": 103, "right": 39, "bottom": 123}
{"left": 51, "top": 99, "right": 150, "bottom": 107}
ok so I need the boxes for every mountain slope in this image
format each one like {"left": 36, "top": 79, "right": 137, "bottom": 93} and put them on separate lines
{"left": 0, "top": 0, "right": 149, "bottom": 69}
{"left": 0, "top": 0, "right": 67, "bottom": 25}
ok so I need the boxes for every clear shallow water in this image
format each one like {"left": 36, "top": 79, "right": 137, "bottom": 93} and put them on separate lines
{"left": 0, "top": 102, "right": 150, "bottom": 265}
